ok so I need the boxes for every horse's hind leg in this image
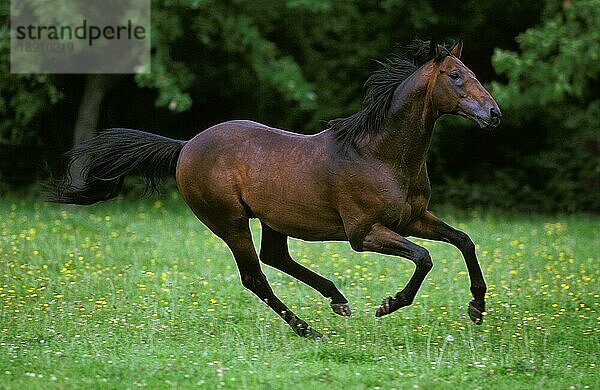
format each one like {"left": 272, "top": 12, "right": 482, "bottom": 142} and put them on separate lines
{"left": 221, "top": 223, "right": 323, "bottom": 339}
{"left": 259, "top": 222, "right": 351, "bottom": 316}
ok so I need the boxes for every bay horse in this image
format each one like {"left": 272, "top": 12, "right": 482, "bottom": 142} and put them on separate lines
{"left": 50, "top": 39, "right": 501, "bottom": 339}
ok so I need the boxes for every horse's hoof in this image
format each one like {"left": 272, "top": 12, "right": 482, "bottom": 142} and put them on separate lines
{"left": 297, "top": 325, "right": 324, "bottom": 340}
{"left": 375, "top": 296, "right": 393, "bottom": 317}
{"left": 468, "top": 300, "right": 485, "bottom": 325}
{"left": 290, "top": 317, "right": 324, "bottom": 340}
{"left": 331, "top": 302, "right": 352, "bottom": 316}
{"left": 304, "top": 327, "right": 325, "bottom": 341}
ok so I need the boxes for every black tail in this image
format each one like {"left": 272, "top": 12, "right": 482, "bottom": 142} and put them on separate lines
{"left": 48, "top": 128, "right": 186, "bottom": 205}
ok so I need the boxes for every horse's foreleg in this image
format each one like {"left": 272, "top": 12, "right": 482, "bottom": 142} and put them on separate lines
{"left": 259, "top": 223, "right": 351, "bottom": 316}
{"left": 358, "top": 223, "right": 433, "bottom": 317}
{"left": 223, "top": 226, "right": 323, "bottom": 339}
{"left": 405, "top": 211, "right": 486, "bottom": 325}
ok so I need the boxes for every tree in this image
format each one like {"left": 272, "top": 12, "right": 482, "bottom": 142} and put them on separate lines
{"left": 0, "top": 0, "right": 317, "bottom": 145}
{"left": 5, "top": 0, "right": 576, "bottom": 213}
{"left": 490, "top": 0, "right": 600, "bottom": 211}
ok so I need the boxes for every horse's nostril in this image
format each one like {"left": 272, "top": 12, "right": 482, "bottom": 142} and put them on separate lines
{"left": 490, "top": 107, "right": 500, "bottom": 119}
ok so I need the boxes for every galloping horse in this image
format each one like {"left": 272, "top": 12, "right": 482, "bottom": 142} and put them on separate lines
{"left": 51, "top": 39, "right": 501, "bottom": 339}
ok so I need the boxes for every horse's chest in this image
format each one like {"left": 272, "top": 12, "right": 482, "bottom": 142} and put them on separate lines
{"left": 389, "top": 180, "right": 430, "bottom": 230}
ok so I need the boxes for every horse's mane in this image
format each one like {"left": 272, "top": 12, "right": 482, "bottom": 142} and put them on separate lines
{"left": 328, "top": 39, "right": 450, "bottom": 151}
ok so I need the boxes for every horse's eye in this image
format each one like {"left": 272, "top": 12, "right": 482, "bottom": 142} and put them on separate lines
{"left": 449, "top": 71, "right": 461, "bottom": 80}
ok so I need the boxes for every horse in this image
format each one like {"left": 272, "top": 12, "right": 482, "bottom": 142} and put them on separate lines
{"left": 50, "top": 39, "right": 501, "bottom": 339}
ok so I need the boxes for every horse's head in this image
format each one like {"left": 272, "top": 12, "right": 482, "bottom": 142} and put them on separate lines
{"left": 427, "top": 39, "right": 501, "bottom": 129}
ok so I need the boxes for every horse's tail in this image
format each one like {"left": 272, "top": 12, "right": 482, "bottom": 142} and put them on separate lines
{"left": 47, "top": 128, "right": 186, "bottom": 205}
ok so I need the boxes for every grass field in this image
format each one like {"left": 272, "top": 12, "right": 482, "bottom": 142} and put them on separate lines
{"left": 1, "top": 194, "right": 598, "bottom": 389}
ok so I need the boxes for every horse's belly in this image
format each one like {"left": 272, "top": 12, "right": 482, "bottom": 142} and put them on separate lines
{"left": 246, "top": 191, "right": 347, "bottom": 241}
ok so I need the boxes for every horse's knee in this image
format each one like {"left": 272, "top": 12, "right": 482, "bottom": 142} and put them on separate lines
{"left": 455, "top": 231, "right": 475, "bottom": 253}
{"left": 416, "top": 249, "right": 433, "bottom": 272}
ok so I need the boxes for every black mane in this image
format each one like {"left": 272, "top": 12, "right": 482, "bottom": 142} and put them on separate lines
{"left": 328, "top": 39, "right": 450, "bottom": 150}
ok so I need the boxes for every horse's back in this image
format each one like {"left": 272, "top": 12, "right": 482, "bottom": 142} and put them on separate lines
{"left": 178, "top": 120, "right": 323, "bottom": 177}
{"left": 176, "top": 120, "right": 346, "bottom": 240}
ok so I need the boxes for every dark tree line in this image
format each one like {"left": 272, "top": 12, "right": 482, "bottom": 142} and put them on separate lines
{"left": 0, "top": 0, "right": 598, "bottom": 212}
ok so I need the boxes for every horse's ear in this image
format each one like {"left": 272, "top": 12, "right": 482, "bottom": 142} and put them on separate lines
{"left": 429, "top": 39, "right": 441, "bottom": 61}
{"left": 450, "top": 38, "right": 463, "bottom": 59}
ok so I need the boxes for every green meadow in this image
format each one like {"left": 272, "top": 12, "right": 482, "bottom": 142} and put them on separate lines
{"left": 1, "top": 195, "right": 598, "bottom": 389}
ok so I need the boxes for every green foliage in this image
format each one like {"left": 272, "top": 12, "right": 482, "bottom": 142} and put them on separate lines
{"left": 490, "top": 0, "right": 600, "bottom": 212}
{"left": 198, "top": 5, "right": 317, "bottom": 110}
{"left": 492, "top": 0, "right": 599, "bottom": 105}
{"left": 1, "top": 0, "right": 595, "bottom": 212}
{"left": 0, "top": 2, "right": 62, "bottom": 143}
{"left": 134, "top": 3, "right": 196, "bottom": 113}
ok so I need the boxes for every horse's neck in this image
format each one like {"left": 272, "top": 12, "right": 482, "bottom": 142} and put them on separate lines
{"left": 369, "top": 72, "right": 436, "bottom": 173}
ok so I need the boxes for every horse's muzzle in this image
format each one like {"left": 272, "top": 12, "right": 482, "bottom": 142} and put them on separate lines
{"left": 458, "top": 100, "right": 502, "bottom": 129}
{"left": 475, "top": 105, "right": 502, "bottom": 129}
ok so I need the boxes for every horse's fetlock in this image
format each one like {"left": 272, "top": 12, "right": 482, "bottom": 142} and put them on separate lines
{"left": 471, "top": 284, "right": 487, "bottom": 298}
{"left": 318, "top": 279, "right": 334, "bottom": 295}
{"left": 395, "top": 291, "right": 413, "bottom": 306}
